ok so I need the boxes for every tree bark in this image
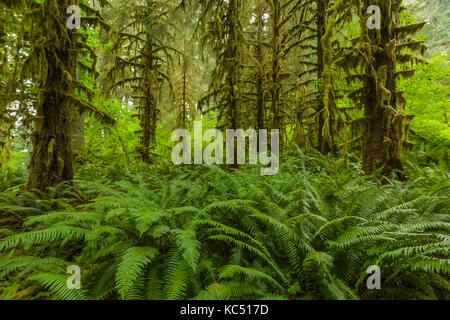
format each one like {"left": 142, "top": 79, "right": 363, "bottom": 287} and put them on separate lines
{"left": 139, "top": 38, "right": 157, "bottom": 163}
{"left": 255, "top": 5, "right": 266, "bottom": 131}
{"left": 362, "top": 1, "right": 403, "bottom": 176}
{"left": 72, "top": 110, "right": 85, "bottom": 160}
{"left": 27, "top": 0, "right": 78, "bottom": 190}
{"left": 227, "top": 0, "right": 241, "bottom": 131}
{"left": 271, "top": 0, "right": 281, "bottom": 131}
{"left": 317, "top": 0, "right": 332, "bottom": 155}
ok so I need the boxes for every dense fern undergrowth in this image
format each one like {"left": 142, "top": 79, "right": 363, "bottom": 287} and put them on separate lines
{"left": 0, "top": 147, "right": 448, "bottom": 300}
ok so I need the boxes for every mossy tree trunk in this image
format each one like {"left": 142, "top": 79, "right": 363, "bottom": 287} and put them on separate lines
{"left": 328, "top": 0, "right": 424, "bottom": 176}
{"left": 27, "top": 0, "right": 79, "bottom": 190}
{"left": 182, "top": 56, "right": 187, "bottom": 128}
{"left": 316, "top": 0, "right": 332, "bottom": 155}
{"left": 199, "top": 0, "right": 245, "bottom": 133}
{"left": 138, "top": 39, "right": 156, "bottom": 163}
{"left": 362, "top": 62, "right": 403, "bottom": 176}
{"left": 362, "top": 1, "right": 404, "bottom": 176}
{"left": 255, "top": 5, "right": 266, "bottom": 131}
{"left": 227, "top": 0, "right": 241, "bottom": 131}
{"left": 271, "top": 0, "right": 281, "bottom": 132}
{"left": 72, "top": 111, "right": 85, "bottom": 161}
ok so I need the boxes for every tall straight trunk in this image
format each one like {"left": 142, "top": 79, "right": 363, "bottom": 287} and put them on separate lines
{"left": 0, "top": 122, "right": 11, "bottom": 167}
{"left": 139, "top": 96, "right": 152, "bottom": 163}
{"left": 227, "top": 0, "right": 240, "bottom": 131}
{"left": 316, "top": 0, "right": 332, "bottom": 155}
{"left": 225, "top": 0, "right": 242, "bottom": 168}
{"left": 181, "top": 16, "right": 188, "bottom": 128}
{"left": 27, "top": 0, "right": 78, "bottom": 190}
{"left": 139, "top": 38, "right": 157, "bottom": 163}
{"left": 182, "top": 57, "right": 187, "bottom": 127}
{"left": 72, "top": 111, "right": 85, "bottom": 159}
{"left": 271, "top": 0, "right": 281, "bottom": 131}
{"left": 362, "top": 65, "right": 402, "bottom": 176}
{"left": 362, "top": 1, "right": 402, "bottom": 176}
{"left": 255, "top": 5, "right": 266, "bottom": 130}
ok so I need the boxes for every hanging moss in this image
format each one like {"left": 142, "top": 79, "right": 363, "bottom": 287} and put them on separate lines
{"left": 327, "top": 0, "right": 427, "bottom": 175}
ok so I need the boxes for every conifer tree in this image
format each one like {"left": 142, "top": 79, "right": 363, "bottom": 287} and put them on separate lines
{"left": 330, "top": 0, "right": 426, "bottom": 175}
{"left": 198, "top": 0, "right": 245, "bottom": 130}
{"left": 14, "top": 0, "right": 113, "bottom": 190}
{"left": 107, "top": 0, "right": 177, "bottom": 162}
{"left": 245, "top": 3, "right": 269, "bottom": 130}
{"left": 25, "top": 0, "right": 82, "bottom": 190}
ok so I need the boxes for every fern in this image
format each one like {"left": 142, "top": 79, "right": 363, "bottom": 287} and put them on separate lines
{"left": 0, "top": 149, "right": 448, "bottom": 300}
{"left": 115, "top": 247, "right": 159, "bottom": 299}
{"left": 27, "top": 273, "right": 88, "bottom": 300}
{"left": 219, "top": 265, "right": 284, "bottom": 291}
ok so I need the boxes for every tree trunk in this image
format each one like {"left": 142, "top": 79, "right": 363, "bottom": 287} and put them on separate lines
{"left": 271, "top": 0, "right": 281, "bottom": 131}
{"left": 227, "top": 0, "right": 240, "bottom": 131}
{"left": 72, "top": 111, "right": 85, "bottom": 160}
{"left": 316, "top": 0, "right": 332, "bottom": 155}
{"left": 362, "top": 1, "right": 403, "bottom": 176}
{"left": 27, "top": 0, "right": 78, "bottom": 190}
{"left": 255, "top": 5, "right": 266, "bottom": 130}
{"left": 182, "top": 57, "right": 187, "bottom": 128}
{"left": 139, "top": 39, "right": 156, "bottom": 163}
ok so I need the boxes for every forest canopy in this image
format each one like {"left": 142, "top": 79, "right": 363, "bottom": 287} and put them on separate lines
{"left": 0, "top": 0, "right": 448, "bottom": 301}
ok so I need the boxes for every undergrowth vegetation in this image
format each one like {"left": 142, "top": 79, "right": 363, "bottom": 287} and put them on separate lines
{"left": 0, "top": 148, "right": 448, "bottom": 300}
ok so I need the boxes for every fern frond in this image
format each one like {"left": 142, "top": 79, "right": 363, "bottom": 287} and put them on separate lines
{"left": 115, "top": 247, "right": 158, "bottom": 299}
{"left": 219, "top": 264, "right": 284, "bottom": 291}
{"left": 28, "top": 273, "right": 88, "bottom": 300}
